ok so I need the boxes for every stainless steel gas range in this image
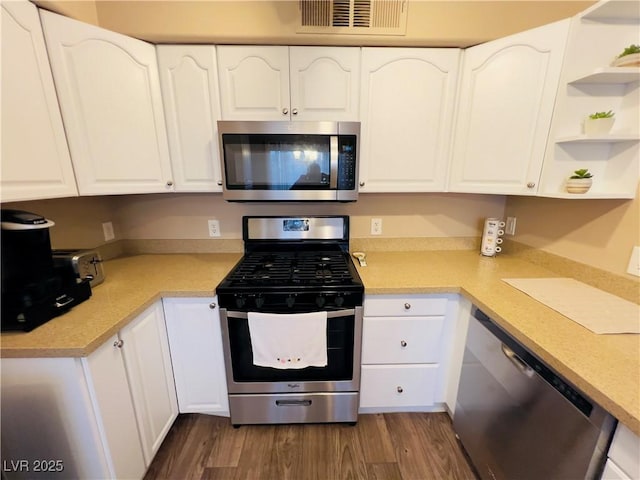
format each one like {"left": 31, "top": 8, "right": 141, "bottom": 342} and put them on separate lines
{"left": 215, "top": 216, "right": 364, "bottom": 426}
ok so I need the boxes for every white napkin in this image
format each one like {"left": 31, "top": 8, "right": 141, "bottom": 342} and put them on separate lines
{"left": 247, "top": 311, "right": 328, "bottom": 369}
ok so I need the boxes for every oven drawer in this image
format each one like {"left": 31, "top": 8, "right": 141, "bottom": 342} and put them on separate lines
{"left": 361, "top": 317, "right": 444, "bottom": 364}
{"left": 359, "top": 364, "right": 438, "bottom": 408}
{"left": 364, "top": 295, "right": 448, "bottom": 317}
{"left": 228, "top": 392, "right": 359, "bottom": 425}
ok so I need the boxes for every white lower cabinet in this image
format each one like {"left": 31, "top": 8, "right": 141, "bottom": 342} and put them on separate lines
{"left": 117, "top": 301, "right": 178, "bottom": 465}
{"left": 602, "top": 423, "right": 640, "bottom": 480}
{"left": 163, "top": 297, "right": 229, "bottom": 416}
{"left": 359, "top": 294, "right": 458, "bottom": 413}
{"left": 0, "top": 300, "right": 177, "bottom": 479}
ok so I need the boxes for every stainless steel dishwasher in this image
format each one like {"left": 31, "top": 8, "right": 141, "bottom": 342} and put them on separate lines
{"left": 454, "top": 307, "right": 616, "bottom": 480}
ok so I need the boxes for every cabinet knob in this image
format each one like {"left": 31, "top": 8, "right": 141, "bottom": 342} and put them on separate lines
{"left": 404, "top": 303, "right": 411, "bottom": 310}
{"left": 209, "top": 302, "right": 217, "bottom": 310}
{"left": 400, "top": 340, "right": 407, "bottom": 347}
{"left": 113, "top": 339, "right": 124, "bottom": 349}
{"left": 292, "top": 108, "right": 298, "bottom": 115}
{"left": 359, "top": 181, "right": 365, "bottom": 187}
{"left": 166, "top": 180, "right": 174, "bottom": 187}
{"left": 397, "top": 386, "right": 404, "bottom": 393}
{"left": 282, "top": 108, "right": 289, "bottom": 115}
{"left": 527, "top": 182, "right": 536, "bottom": 189}
{"left": 217, "top": 180, "right": 223, "bottom": 186}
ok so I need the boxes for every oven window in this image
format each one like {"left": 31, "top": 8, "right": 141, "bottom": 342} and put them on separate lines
{"left": 222, "top": 134, "right": 331, "bottom": 190}
{"left": 227, "top": 314, "right": 355, "bottom": 382}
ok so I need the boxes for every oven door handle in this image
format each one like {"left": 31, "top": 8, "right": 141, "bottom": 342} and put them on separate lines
{"left": 225, "top": 309, "right": 356, "bottom": 318}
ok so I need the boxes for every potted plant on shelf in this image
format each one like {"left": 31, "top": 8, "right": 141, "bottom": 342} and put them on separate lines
{"left": 584, "top": 110, "right": 615, "bottom": 136}
{"left": 611, "top": 44, "right": 640, "bottom": 67}
{"left": 566, "top": 169, "right": 593, "bottom": 194}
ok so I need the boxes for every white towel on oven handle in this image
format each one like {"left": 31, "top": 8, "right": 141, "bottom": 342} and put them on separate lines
{"left": 247, "top": 311, "right": 328, "bottom": 369}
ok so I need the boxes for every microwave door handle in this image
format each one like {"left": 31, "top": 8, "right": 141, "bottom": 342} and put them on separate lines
{"left": 330, "top": 136, "right": 338, "bottom": 189}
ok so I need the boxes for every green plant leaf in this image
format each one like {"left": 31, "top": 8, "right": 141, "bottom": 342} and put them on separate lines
{"left": 588, "top": 110, "right": 614, "bottom": 119}
{"left": 618, "top": 44, "right": 640, "bottom": 58}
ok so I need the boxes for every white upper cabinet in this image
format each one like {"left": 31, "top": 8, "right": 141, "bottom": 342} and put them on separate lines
{"left": 359, "top": 48, "right": 460, "bottom": 192}
{"left": 157, "top": 45, "right": 223, "bottom": 192}
{"left": 1, "top": 1, "right": 78, "bottom": 202}
{"left": 39, "top": 10, "right": 174, "bottom": 195}
{"left": 289, "top": 47, "right": 360, "bottom": 121}
{"left": 538, "top": 4, "right": 640, "bottom": 199}
{"left": 217, "top": 46, "right": 360, "bottom": 121}
{"left": 449, "top": 19, "right": 571, "bottom": 195}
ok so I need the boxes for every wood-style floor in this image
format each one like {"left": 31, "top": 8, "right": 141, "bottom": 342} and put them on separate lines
{"left": 144, "top": 412, "right": 477, "bottom": 480}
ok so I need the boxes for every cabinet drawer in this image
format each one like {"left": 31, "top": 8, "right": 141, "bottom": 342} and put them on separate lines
{"left": 364, "top": 295, "right": 447, "bottom": 317}
{"left": 359, "top": 364, "right": 438, "bottom": 408}
{"left": 362, "top": 317, "right": 444, "bottom": 364}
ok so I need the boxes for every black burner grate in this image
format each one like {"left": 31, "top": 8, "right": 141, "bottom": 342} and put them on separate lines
{"left": 226, "top": 251, "right": 355, "bottom": 286}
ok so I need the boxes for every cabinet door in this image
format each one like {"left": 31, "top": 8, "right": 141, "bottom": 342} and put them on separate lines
{"left": 119, "top": 302, "right": 178, "bottom": 466}
{"left": 289, "top": 47, "right": 360, "bottom": 121}
{"left": 39, "top": 9, "right": 174, "bottom": 195}
{"left": 163, "top": 297, "right": 229, "bottom": 416}
{"left": 84, "top": 335, "right": 146, "bottom": 479}
{"left": 217, "top": 46, "right": 290, "bottom": 120}
{"left": 359, "top": 48, "right": 460, "bottom": 192}
{"left": 1, "top": 1, "right": 78, "bottom": 202}
{"left": 449, "top": 19, "right": 570, "bottom": 195}
{"left": 157, "top": 45, "right": 223, "bottom": 192}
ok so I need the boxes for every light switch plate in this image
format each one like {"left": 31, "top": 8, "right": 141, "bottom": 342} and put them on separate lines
{"left": 208, "top": 219, "right": 221, "bottom": 237}
{"left": 627, "top": 246, "right": 640, "bottom": 277}
{"left": 102, "top": 221, "right": 115, "bottom": 242}
{"left": 371, "top": 218, "right": 382, "bottom": 235}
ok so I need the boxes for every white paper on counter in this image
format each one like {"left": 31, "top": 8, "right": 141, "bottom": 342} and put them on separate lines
{"left": 502, "top": 278, "right": 640, "bottom": 334}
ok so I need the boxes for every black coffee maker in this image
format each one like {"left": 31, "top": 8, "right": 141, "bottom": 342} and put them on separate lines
{"left": 1, "top": 209, "right": 91, "bottom": 332}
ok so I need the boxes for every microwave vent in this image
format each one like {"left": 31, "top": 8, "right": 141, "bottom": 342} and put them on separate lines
{"left": 298, "top": 0, "right": 407, "bottom": 35}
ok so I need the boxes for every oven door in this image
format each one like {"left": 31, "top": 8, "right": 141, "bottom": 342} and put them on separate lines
{"left": 220, "top": 307, "right": 363, "bottom": 394}
{"left": 218, "top": 121, "right": 359, "bottom": 202}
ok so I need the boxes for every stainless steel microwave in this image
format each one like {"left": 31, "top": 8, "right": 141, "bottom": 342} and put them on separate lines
{"left": 218, "top": 121, "right": 360, "bottom": 202}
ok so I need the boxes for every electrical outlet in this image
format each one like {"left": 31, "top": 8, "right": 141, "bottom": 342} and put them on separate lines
{"left": 505, "top": 217, "right": 517, "bottom": 235}
{"left": 208, "top": 219, "right": 221, "bottom": 237}
{"left": 102, "top": 221, "right": 115, "bottom": 242}
{"left": 371, "top": 218, "right": 382, "bottom": 235}
{"left": 627, "top": 246, "right": 640, "bottom": 277}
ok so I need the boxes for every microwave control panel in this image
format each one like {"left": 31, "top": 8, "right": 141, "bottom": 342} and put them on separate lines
{"left": 338, "top": 136, "right": 357, "bottom": 190}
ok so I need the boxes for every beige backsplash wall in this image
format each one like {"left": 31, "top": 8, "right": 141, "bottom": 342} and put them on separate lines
{"left": 2, "top": 196, "right": 117, "bottom": 250}
{"left": 505, "top": 182, "right": 640, "bottom": 279}
{"left": 112, "top": 192, "right": 506, "bottom": 240}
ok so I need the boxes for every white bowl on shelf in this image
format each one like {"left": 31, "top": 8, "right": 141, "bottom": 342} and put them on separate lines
{"left": 584, "top": 116, "right": 615, "bottom": 136}
{"left": 611, "top": 53, "right": 640, "bottom": 67}
{"left": 566, "top": 177, "right": 593, "bottom": 194}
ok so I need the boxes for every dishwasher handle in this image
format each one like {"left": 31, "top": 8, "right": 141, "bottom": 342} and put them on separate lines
{"left": 501, "top": 344, "right": 535, "bottom": 378}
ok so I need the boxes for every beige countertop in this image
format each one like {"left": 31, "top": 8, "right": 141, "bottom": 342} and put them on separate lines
{"left": 1, "top": 250, "right": 638, "bottom": 436}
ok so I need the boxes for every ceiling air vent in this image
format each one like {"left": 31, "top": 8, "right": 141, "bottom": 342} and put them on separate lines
{"left": 298, "top": 0, "right": 407, "bottom": 36}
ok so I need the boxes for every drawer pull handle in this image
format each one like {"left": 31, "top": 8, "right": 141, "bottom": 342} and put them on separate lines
{"left": 113, "top": 339, "right": 124, "bottom": 349}
{"left": 397, "top": 386, "right": 403, "bottom": 393}
{"left": 404, "top": 303, "right": 411, "bottom": 310}
{"left": 209, "top": 302, "right": 217, "bottom": 310}
{"left": 400, "top": 340, "right": 407, "bottom": 347}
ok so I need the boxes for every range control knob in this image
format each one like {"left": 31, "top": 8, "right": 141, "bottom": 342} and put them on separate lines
{"left": 255, "top": 296, "right": 265, "bottom": 308}
{"left": 315, "top": 296, "right": 326, "bottom": 308}
{"left": 235, "top": 296, "right": 246, "bottom": 309}
{"left": 286, "top": 296, "right": 295, "bottom": 308}
{"left": 335, "top": 296, "right": 345, "bottom": 307}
